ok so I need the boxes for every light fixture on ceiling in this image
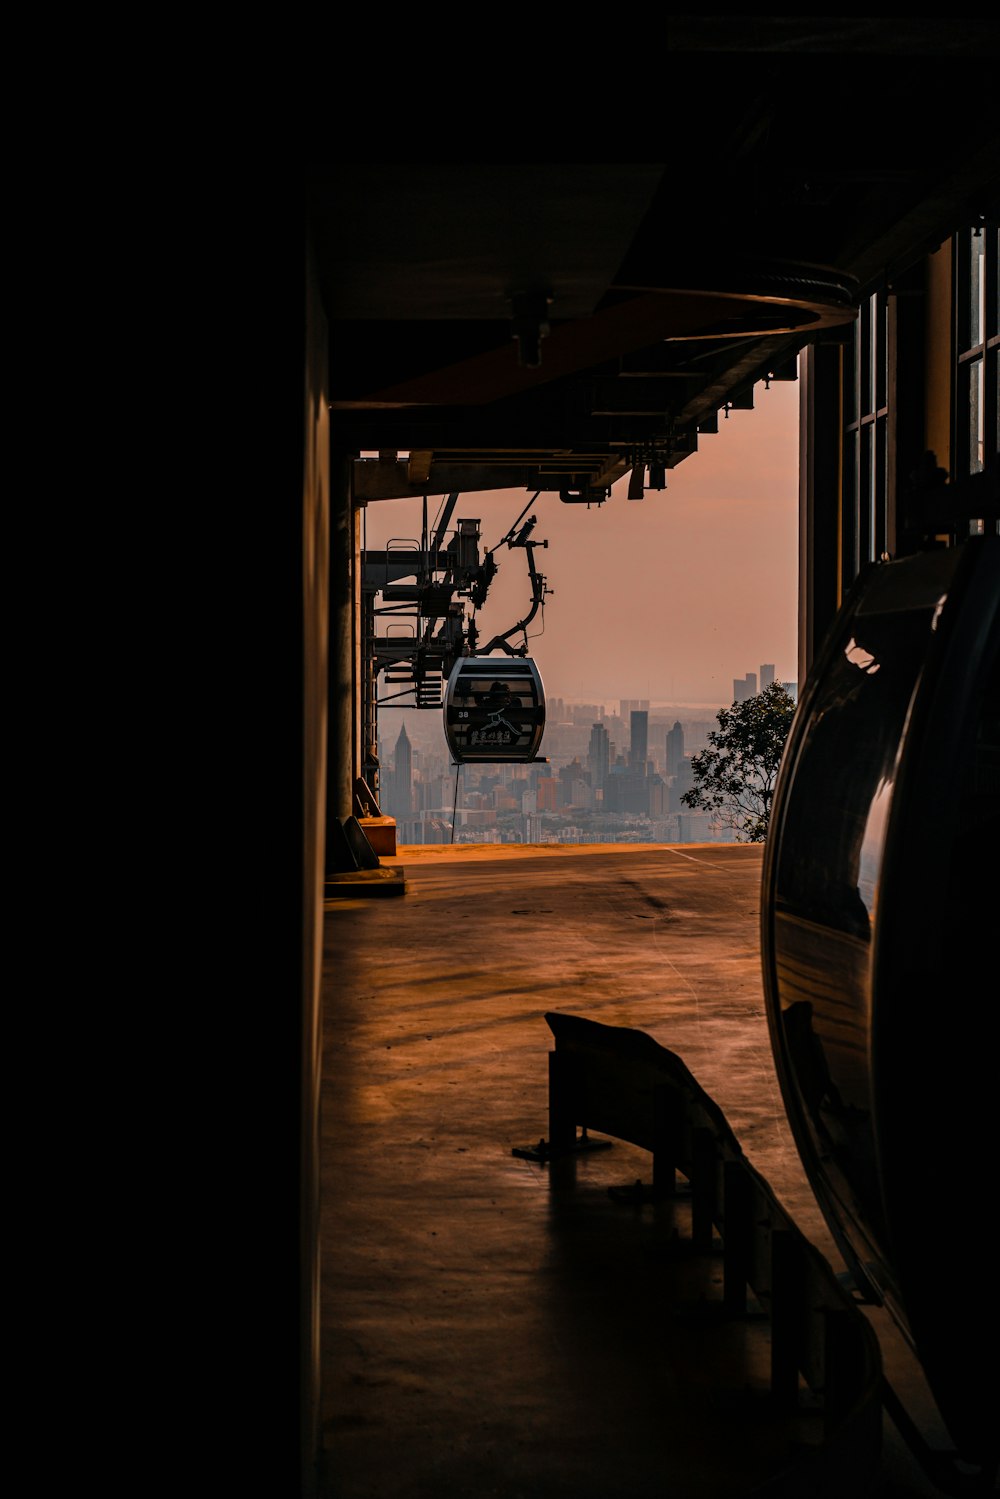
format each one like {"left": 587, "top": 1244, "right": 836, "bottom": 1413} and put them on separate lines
{"left": 559, "top": 488, "right": 609, "bottom": 507}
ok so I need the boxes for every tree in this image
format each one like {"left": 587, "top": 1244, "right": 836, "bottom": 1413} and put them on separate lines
{"left": 680, "top": 681, "right": 797, "bottom": 842}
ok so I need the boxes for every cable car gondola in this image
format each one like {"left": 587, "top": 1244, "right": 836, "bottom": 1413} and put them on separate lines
{"left": 760, "top": 534, "right": 999, "bottom": 1477}
{"left": 443, "top": 656, "right": 546, "bottom": 764}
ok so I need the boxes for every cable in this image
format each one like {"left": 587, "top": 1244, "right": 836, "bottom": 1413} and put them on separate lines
{"left": 450, "top": 761, "right": 461, "bottom": 844}
{"left": 487, "top": 492, "right": 541, "bottom": 553}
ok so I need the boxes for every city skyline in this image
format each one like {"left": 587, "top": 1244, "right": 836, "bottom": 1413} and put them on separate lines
{"left": 362, "top": 375, "right": 800, "bottom": 706}
{"left": 379, "top": 691, "right": 725, "bottom": 846}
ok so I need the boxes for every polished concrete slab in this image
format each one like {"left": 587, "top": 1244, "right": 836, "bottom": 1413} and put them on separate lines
{"left": 319, "top": 844, "right": 956, "bottom": 1497}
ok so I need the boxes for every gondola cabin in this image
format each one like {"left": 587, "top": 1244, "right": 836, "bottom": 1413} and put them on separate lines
{"left": 443, "top": 657, "right": 546, "bottom": 764}
{"left": 760, "top": 535, "right": 999, "bottom": 1474}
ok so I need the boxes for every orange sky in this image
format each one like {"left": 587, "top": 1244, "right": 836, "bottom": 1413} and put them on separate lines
{"left": 362, "top": 374, "right": 800, "bottom": 708}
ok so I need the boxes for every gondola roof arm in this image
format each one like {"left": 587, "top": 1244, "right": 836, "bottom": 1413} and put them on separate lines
{"left": 479, "top": 539, "right": 551, "bottom": 655}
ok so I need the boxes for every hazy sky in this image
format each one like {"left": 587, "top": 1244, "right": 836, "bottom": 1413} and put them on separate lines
{"left": 362, "top": 375, "right": 800, "bottom": 708}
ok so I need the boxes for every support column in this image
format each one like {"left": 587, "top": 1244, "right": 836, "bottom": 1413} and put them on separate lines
{"left": 301, "top": 235, "right": 330, "bottom": 1499}
{"left": 352, "top": 498, "right": 363, "bottom": 808}
{"left": 327, "top": 447, "right": 356, "bottom": 839}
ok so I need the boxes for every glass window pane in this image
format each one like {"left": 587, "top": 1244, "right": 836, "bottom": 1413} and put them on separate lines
{"left": 868, "top": 428, "right": 878, "bottom": 563}
{"left": 859, "top": 424, "right": 871, "bottom": 564}
{"left": 845, "top": 431, "right": 860, "bottom": 580}
{"left": 969, "top": 357, "right": 983, "bottom": 474}
{"left": 851, "top": 322, "right": 863, "bottom": 422}
{"left": 969, "top": 227, "right": 985, "bottom": 347}
{"left": 880, "top": 426, "right": 888, "bottom": 558}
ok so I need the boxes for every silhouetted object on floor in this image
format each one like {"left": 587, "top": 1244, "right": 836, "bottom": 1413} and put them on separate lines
{"left": 325, "top": 817, "right": 405, "bottom": 898}
{"left": 513, "top": 1011, "right": 884, "bottom": 1493}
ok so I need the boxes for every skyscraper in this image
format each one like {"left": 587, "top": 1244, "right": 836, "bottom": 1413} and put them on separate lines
{"left": 760, "top": 664, "right": 775, "bottom": 691}
{"left": 629, "top": 709, "right": 648, "bottom": 773}
{"left": 587, "top": 721, "right": 610, "bottom": 792}
{"left": 666, "top": 721, "right": 684, "bottom": 779}
{"left": 392, "top": 722, "right": 413, "bottom": 817}
{"left": 669, "top": 754, "right": 695, "bottom": 812}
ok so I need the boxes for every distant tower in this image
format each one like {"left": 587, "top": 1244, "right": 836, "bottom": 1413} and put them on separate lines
{"left": 588, "top": 721, "right": 610, "bottom": 790}
{"left": 629, "top": 709, "right": 648, "bottom": 772}
{"left": 393, "top": 722, "right": 413, "bottom": 817}
{"left": 669, "top": 754, "right": 695, "bottom": 812}
{"left": 760, "top": 664, "right": 775, "bottom": 691}
{"left": 733, "top": 673, "right": 756, "bottom": 703}
{"left": 666, "top": 721, "right": 684, "bottom": 779}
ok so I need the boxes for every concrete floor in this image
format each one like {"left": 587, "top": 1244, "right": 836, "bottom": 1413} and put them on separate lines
{"left": 319, "top": 844, "right": 958, "bottom": 1498}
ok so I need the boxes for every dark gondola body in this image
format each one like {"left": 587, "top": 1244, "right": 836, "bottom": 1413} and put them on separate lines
{"left": 443, "top": 656, "right": 546, "bottom": 764}
{"left": 761, "top": 535, "right": 999, "bottom": 1471}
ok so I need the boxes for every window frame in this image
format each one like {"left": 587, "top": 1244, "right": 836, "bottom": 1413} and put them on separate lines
{"left": 954, "top": 216, "right": 999, "bottom": 533}
{"left": 844, "top": 285, "right": 890, "bottom": 578}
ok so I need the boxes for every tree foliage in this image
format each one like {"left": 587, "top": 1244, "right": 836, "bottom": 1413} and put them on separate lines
{"left": 680, "top": 681, "right": 797, "bottom": 842}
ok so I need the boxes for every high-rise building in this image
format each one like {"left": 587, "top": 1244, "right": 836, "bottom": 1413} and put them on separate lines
{"left": 629, "top": 710, "right": 648, "bottom": 772}
{"left": 587, "top": 721, "right": 610, "bottom": 790}
{"left": 647, "top": 774, "right": 667, "bottom": 817}
{"left": 391, "top": 722, "right": 413, "bottom": 817}
{"left": 558, "top": 758, "right": 586, "bottom": 808}
{"left": 733, "top": 673, "right": 757, "bottom": 702}
{"left": 665, "top": 721, "right": 684, "bottom": 779}
{"left": 536, "top": 777, "right": 559, "bottom": 811}
{"left": 759, "top": 664, "right": 775, "bottom": 691}
{"left": 602, "top": 767, "right": 648, "bottom": 814}
{"left": 669, "top": 755, "right": 696, "bottom": 812}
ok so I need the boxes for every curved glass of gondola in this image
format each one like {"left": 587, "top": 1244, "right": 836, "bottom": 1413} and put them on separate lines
{"left": 443, "top": 656, "right": 546, "bottom": 764}
{"left": 760, "top": 534, "right": 999, "bottom": 1481}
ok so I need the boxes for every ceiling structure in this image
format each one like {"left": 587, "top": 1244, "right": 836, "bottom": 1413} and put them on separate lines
{"left": 305, "top": 19, "right": 1000, "bottom": 506}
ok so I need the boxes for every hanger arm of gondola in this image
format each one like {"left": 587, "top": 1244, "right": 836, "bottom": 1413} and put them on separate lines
{"left": 479, "top": 540, "right": 552, "bottom": 656}
{"left": 475, "top": 635, "right": 521, "bottom": 657}
{"left": 491, "top": 491, "right": 541, "bottom": 552}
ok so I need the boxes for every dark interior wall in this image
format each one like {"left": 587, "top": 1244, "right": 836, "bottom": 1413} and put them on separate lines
{"left": 328, "top": 450, "right": 356, "bottom": 826}
{"left": 302, "top": 235, "right": 331, "bottom": 1497}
